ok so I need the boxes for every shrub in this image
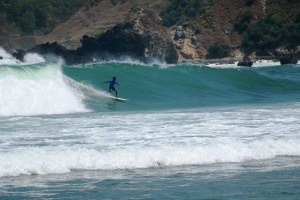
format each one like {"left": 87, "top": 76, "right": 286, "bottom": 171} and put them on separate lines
{"left": 241, "top": 12, "right": 297, "bottom": 55}
{"left": 244, "top": 0, "right": 256, "bottom": 7}
{"left": 207, "top": 42, "right": 231, "bottom": 59}
{"left": 20, "top": 10, "right": 36, "bottom": 33}
{"left": 285, "top": 13, "right": 300, "bottom": 48}
{"left": 234, "top": 10, "right": 253, "bottom": 33}
{"left": 161, "top": 0, "right": 211, "bottom": 27}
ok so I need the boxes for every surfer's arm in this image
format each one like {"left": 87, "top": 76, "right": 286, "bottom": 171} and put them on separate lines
{"left": 103, "top": 81, "right": 109, "bottom": 84}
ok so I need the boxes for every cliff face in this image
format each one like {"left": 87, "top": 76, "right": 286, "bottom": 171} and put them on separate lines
{"left": 170, "top": 0, "right": 299, "bottom": 62}
{"left": 29, "top": 9, "right": 177, "bottom": 64}
{"left": 88, "top": 9, "right": 178, "bottom": 63}
{"left": 1, "top": 0, "right": 299, "bottom": 63}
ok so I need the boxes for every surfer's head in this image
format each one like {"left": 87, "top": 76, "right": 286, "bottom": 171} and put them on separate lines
{"left": 113, "top": 76, "right": 116, "bottom": 80}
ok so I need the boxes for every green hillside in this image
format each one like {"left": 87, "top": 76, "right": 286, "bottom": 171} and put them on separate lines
{"left": 242, "top": 12, "right": 300, "bottom": 55}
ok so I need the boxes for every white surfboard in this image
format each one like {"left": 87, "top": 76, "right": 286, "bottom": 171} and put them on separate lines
{"left": 111, "top": 97, "right": 128, "bottom": 102}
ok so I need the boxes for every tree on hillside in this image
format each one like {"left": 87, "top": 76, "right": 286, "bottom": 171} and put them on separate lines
{"left": 207, "top": 42, "right": 231, "bottom": 59}
{"left": 20, "top": 10, "right": 36, "bottom": 33}
{"left": 241, "top": 12, "right": 300, "bottom": 55}
{"left": 161, "top": 0, "right": 210, "bottom": 27}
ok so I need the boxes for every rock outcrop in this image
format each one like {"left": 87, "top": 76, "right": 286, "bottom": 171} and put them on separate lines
{"left": 275, "top": 48, "right": 299, "bottom": 65}
{"left": 171, "top": 26, "right": 202, "bottom": 60}
{"left": 26, "top": 9, "right": 178, "bottom": 64}
{"left": 80, "top": 9, "right": 178, "bottom": 63}
{"left": 11, "top": 50, "right": 26, "bottom": 62}
{"left": 237, "top": 56, "right": 253, "bottom": 67}
{"left": 29, "top": 42, "right": 81, "bottom": 63}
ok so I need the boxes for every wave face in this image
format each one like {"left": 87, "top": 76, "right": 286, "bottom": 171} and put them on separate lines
{"left": 1, "top": 59, "right": 300, "bottom": 116}
{"left": 63, "top": 62, "right": 300, "bottom": 112}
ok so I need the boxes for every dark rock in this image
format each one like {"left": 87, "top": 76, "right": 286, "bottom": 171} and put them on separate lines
{"left": 12, "top": 50, "right": 26, "bottom": 62}
{"left": 238, "top": 56, "right": 253, "bottom": 67}
{"left": 275, "top": 48, "right": 299, "bottom": 65}
{"left": 27, "top": 10, "right": 178, "bottom": 64}
{"left": 29, "top": 42, "right": 84, "bottom": 64}
{"left": 92, "top": 10, "right": 178, "bottom": 63}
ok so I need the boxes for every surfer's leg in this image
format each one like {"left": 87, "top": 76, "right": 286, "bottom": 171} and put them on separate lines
{"left": 111, "top": 87, "right": 117, "bottom": 97}
{"left": 112, "top": 87, "right": 117, "bottom": 97}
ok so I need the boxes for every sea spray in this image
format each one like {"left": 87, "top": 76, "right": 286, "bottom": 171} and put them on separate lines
{"left": 0, "top": 47, "right": 45, "bottom": 66}
{"left": 0, "top": 47, "right": 20, "bottom": 65}
{"left": 23, "top": 53, "right": 45, "bottom": 65}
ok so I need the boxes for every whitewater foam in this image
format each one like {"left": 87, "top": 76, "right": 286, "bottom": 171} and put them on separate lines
{"left": 65, "top": 76, "right": 113, "bottom": 99}
{"left": 23, "top": 53, "right": 45, "bottom": 65}
{"left": 0, "top": 62, "right": 88, "bottom": 116}
{"left": 0, "top": 47, "right": 45, "bottom": 66}
{"left": 252, "top": 60, "right": 281, "bottom": 67}
{"left": 1, "top": 102, "right": 300, "bottom": 177}
{"left": 207, "top": 60, "right": 282, "bottom": 68}
{"left": 70, "top": 56, "right": 170, "bottom": 69}
{"left": 0, "top": 47, "right": 20, "bottom": 65}
{"left": 0, "top": 138, "right": 299, "bottom": 178}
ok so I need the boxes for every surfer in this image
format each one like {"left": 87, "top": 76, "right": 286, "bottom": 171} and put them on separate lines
{"left": 103, "top": 76, "right": 119, "bottom": 97}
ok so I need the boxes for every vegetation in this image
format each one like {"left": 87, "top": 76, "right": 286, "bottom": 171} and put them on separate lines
{"left": 244, "top": 0, "right": 256, "bottom": 7}
{"left": 207, "top": 42, "right": 231, "bottom": 59}
{"left": 161, "top": 0, "right": 212, "bottom": 27}
{"left": 0, "top": 0, "right": 90, "bottom": 34}
{"left": 234, "top": 10, "right": 253, "bottom": 33}
{"left": 110, "top": 0, "right": 126, "bottom": 6}
{"left": 242, "top": 12, "right": 300, "bottom": 55}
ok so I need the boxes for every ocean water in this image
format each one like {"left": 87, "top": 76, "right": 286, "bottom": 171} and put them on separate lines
{"left": 0, "top": 49, "right": 300, "bottom": 199}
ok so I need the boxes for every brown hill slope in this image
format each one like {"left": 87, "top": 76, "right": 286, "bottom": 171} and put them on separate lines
{"left": 172, "top": 0, "right": 299, "bottom": 60}
{"left": 1, "top": 0, "right": 299, "bottom": 63}
{"left": 0, "top": 0, "right": 167, "bottom": 50}
{"left": 43, "top": 0, "right": 167, "bottom": 49}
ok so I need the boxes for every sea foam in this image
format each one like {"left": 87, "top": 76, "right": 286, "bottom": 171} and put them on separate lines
{"left": 0, "top": 138, "right": 299, "bottom": 178}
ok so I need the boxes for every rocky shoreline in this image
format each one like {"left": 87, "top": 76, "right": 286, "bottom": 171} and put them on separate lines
{"left": 7, "top": 8, "right": 300, "bottom": 66}
{"left": 11, "top": 41, "right": 298, "bottom": 67}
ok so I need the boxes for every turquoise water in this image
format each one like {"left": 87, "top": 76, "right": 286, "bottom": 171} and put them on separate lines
{"left": 64, "top": 62, "right": 300, "bottom": 111}
{"left": 0, "top": 59, "right": 300, "bottom": 199}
